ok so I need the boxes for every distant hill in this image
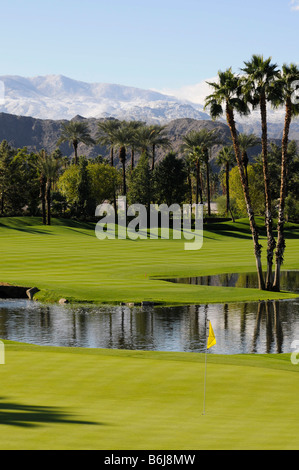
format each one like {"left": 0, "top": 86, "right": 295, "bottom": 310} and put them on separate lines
{"left": 0, "top": 113, "right": 234, "bottom": 166}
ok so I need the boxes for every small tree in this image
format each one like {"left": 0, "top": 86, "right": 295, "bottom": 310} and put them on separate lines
{"left": 77, "top": 157, "right": 94, "bottom": 219}
{"left": 37, "top": 150, "right": 61, "bottom": 225}
{"left": 153, "top": 151, "right": 188, "bottom": 206}
{"left": 127, "top": 151, "right": 152, "bottom": 212}
{"left": 216, "top": 146, "right": 235, "bottom": 216}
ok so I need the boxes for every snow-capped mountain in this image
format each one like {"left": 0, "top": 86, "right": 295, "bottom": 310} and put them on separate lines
{"left": 0, "top": 74, "right": 298, "bottom": 139}
{"left": 0, "top": 74, "right": 210, "bottom": 123}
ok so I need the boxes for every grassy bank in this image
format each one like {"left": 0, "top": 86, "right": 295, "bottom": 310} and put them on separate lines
{"left": 0, "top": 217, "right": 298, "bottom": 305}
{"left": 0, "top": 340, "right": 298, "bottom": 450}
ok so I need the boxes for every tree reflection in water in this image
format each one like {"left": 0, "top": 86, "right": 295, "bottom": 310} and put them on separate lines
{"left": 252, "top": 301, "right": 283, "bottom": 354}
{"left": 0, "top": 297, "right": 298, "bottom": 354}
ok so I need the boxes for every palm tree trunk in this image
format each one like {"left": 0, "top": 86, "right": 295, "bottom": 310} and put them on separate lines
{"left": 40, "top": 175, "right": 46, "bottom": 225}
{"left": 110, "top": 146, "right": 117, "bottom": 220}
{"left": 73, "top": 140, "right": 78, "bottom": 165}
{"left": 119, "top": 146, "right": 127, "bottom": 196}
{"left": 196, "top": 160, "right": 203, "bottom": 205}
{"left": 46, "top": 178, "right": 51, "bottom": 226}
{"left": 195, "top": 160, "right": 199, "bottom": 205}
{"left": 187, "top": 171, "right": 192, "bottom": 206}
{"left": 273, "top": 97, "right": 292, "bottom": 291}
{"left": 131, "top": 148, "right": 135, "bottom": 171}
{"left": 226, "top": 104, "right": 265, "bottom": 290}
{"left": 226, "top": 161, "right": 230, "bottom": 216}
{"left": 242, "top": 151, "right": 249, "bottom": 185}
{"left": 260, "top": 92, "right": 276, "bottom": 290}
{"left": 122, "top": 162, "right": 126, "bottom": 196}
{"left": 206, "top": 161, "right": 211, "bottom": 216}
{"left": 110, "top": 147, "right": 114, "bottom": 167}
{"left": 152, "top": 144, "right": 156, "bottom": 171}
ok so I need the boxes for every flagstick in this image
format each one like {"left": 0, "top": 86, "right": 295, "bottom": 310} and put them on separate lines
{"left": 203, "top": 319, "right": 208, "bottom": 416}
{"left": 202, "top": 318, "right": 216, "bottom": 415}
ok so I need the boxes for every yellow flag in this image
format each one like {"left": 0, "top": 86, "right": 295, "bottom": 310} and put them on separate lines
{"left": 207, "top": 321, "right": 216, "bottom": 349}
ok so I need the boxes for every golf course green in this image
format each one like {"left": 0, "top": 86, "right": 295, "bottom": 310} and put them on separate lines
{"left": 0, "top": 216, "right": 298, "bottom": 305}
{"left": 0, "top": 217, "right": 299, "bottom": 450}
{"left": 1, "top": 341, "right": 299, "bottom": 450}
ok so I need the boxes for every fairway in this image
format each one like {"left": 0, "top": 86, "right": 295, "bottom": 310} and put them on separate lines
{"left": 0, "top": 217, "right": 298, "bottom": 305}
{"left": 0, "top": 217, "right": 299, "bottom": 450}
{"left": 0, "top": 341, "right": 298, "bottom": 450}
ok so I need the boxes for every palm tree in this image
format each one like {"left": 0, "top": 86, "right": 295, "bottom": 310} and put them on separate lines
{"left": 96, "top": 119, "right": 121, "bottom": 167}
{"left": 37, "top": 150, "right": 61, "bottom": 225}
{"left": 237, "top": 133, "right": 260, "bottom": 185}
{"left": 204, "top": 68, "right": 266, "bottom": 290}
{"left": 272, "top": 64, "right": 299, "bottom": 290}
{"left": 150, "top": 125, "right": 172, "bottom": 171}
{"left": 199, "top": 128, "right": 222, "bottom": 216}
{"left": 181, "top": 131, "right": 205, "bottom": 205}
{"left": 181, "top": 129, "right": 220, "bottom": 215}
{"left": 124, "top": 121, "right": 145, "bottom": 170}
{"left": 241, "top": 55, "right": 280, "bottom": 290}
{"left": 113, "top": 124, "right": 133, "bottom": 196}
{"left": 57, "top": 121, "right": 95, "bottom": 165}
{"left": 134, "top": 125, "right": 155, "bottom": 155}
{"left": 183, "top": 153, "right": 194, "bottom": 206}
{"left": 216, "top": 146, "right": 235, "bottom": 217}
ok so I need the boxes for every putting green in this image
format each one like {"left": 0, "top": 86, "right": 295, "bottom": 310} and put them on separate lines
{"left": 0, "top": 341, "right": 298, "bottom": 450}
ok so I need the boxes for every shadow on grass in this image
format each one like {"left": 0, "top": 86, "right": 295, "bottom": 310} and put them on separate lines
{"left": 0, "top": 398, "right": 102, "bottom": 428}
{"left": 0, "top": 217, "right": 95, "bottom": 234}
{"left": 0, "top": 222, "right": 54, "bottom": 235}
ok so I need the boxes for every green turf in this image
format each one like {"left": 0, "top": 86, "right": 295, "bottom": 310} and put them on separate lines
{"left": 0, "top": 216, "right": 298, "bottom": 304}
{"left": 0, "top": 340, "right": 298, "bottom": 450}
{"left": 0, "top": 217, "right": 299, "bottom": 450}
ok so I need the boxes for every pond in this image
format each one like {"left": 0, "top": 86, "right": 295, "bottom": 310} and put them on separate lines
{"left": 165, "top": 270, "right": 299, "bottom": 293}
{"left": 0, "top": 296, "right": 298, "bottom": 355}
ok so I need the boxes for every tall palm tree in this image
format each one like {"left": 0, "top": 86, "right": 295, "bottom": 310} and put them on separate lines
{"left": 237, "top": 133, "right": 260, "bottom": 185}
{"left": 272, "top": 64, "right": 299, "bottom": 290}
{"left": 241, "top": 55, "right": 280, "bottom": 290}
{"left": 181, "top": 131, "right": 205, "bottom": 205}
{"left": 113, "top": 124, "right": 133, "bottom": 196}
{"left": 216, "top": 146, "right": 235, "bottom": 216}
{"left": 37, "top": 150, "right": 61, "bottom": 225}
{"left": 199, "top": 128, "right": 222, "bottom": 216}
{"left": 181, "top": 128, "right": 220, "bottom": 215}
{"left": 204, "top": 68, "right": 266, "bottom": 290}
{"left": 96, "top": 119, "right": 121, "bottom": 167}
{"left": 57, "top": 121, "right": 95, "bottom": 165}
{"left": 123, "top": 120, "right": 145, "bottom": 170}
{"left": 183, "top": 153, "right": 194, "bottom": 206}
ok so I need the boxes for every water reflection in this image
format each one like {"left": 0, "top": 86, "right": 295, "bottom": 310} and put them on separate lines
{"left": 166, "top": 270, "right": 299, "bottom": 293}
{"left": 0, "top": 298, "right": 298, "bottom": 354}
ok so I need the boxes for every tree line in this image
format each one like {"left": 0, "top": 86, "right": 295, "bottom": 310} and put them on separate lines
{"left": 0, "top": 117, "right": 297, "bottom": 226}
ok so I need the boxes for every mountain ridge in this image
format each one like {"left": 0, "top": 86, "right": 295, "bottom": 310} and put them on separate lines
{"left": 0, "top": 112, "right": 233, "bottom": 165}
{"left": 0, "top": 74, "right": 210, "bottom": 123}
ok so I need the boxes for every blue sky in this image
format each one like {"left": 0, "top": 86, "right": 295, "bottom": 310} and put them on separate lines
{"left": 1, "top": 0, "right": 299, "bottom": 90}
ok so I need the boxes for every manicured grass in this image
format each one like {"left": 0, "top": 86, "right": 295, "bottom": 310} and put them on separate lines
{"left": 1, "top": 217, "right": 299, "bottom": 450}
{"left": 0, "top": 217, "right": 298, "bottom": 304}
{"left": 0, "top": 340, "right": 298, "bottom": 450}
